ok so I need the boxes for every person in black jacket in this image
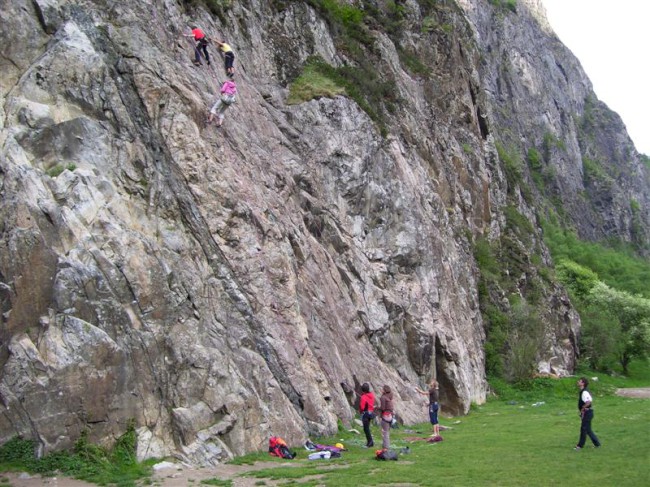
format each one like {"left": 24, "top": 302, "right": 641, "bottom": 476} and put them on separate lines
{"left": 575, "top": 377, "right": 601, "bottom": 450}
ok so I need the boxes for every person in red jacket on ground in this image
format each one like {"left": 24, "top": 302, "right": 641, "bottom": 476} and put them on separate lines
{"left": 184, "top": 26, "right": 210, "bottom": 66}
{"left": 359, "top": 383, "right": 375, "bottom": 448}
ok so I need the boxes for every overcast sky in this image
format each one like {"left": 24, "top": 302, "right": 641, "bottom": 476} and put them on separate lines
{"left": 542, "top": 0, "right": 650, "bottom": 155}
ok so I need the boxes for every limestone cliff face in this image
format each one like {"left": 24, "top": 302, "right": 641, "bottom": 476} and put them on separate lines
{"left": 461, "top": 0, "right": 650, "bottom": 245}
{"left": 0, "top": 0, "right": 647, "bottom": 465}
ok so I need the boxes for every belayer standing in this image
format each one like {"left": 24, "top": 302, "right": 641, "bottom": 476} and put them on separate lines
{"left": 379, "top": 385, "right": 395, "bottom": 450}
{"left": 359, "top": 383, "right": 375, "bottom": 448}
{"left": 415, "top": 378, "right": 441, "bottom": 438}
{"left": 214, "top": 40, "right": 235, "bottom": 78}
{"left": 185, "top": 26, "right": 210, "bottom": 66}
{"left": 208, "top": 78, "right": 237, "bottom": 127}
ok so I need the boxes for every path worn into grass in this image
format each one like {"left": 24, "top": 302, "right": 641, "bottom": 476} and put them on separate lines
{"left": 2, "top": 461, "right": 300, "bottom": 486}
{"left": 615, "top": 387, "right": 650, "bottom": 398}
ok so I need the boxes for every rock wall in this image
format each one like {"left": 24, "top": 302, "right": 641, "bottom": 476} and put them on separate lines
{"left": 461, "top": 0, "right": 650, "bottom": 245}
{"left": 0, "top": 0, "right": 647, "bottom": 464}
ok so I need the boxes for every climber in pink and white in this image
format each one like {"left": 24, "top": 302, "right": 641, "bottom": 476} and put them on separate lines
{"left": 208, "top": 78, "right": 237, "bottom": 127}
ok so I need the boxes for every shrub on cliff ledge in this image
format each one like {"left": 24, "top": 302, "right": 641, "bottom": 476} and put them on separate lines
{"left": 489, "top": 0, "right": 517, "bottom": 13}
{"left": 287, "top": 59, "right": 346, "bottom": 104}
{"left": 288, "top": 56, "right": 391, "bottom": 136}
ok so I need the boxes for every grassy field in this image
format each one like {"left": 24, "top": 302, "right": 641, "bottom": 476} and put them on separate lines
{"left": 1, "top": 362, "right": 648, "bottom": 486}
{"left": 222, "top": 361, "right": 650, "bottom": 487}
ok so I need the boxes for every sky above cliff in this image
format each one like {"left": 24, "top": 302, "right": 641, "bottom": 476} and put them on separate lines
{"left": 542, "top": 0, "right": 650, "bottom": 155}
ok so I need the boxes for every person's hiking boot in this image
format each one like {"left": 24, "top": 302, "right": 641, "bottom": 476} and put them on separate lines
{"left": 574, "top": 446, "right": 582, "bottom": 451}
{"left": 193, "top": 60, "right": 202, "bottom": 66}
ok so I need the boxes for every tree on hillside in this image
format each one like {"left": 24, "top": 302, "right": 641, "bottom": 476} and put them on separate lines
{"left": 554, "top": 259, "right": 650, "bottom": 373}
{"left": 556, "top": 259, "right": 599, "bottom": 300}
{"left": 588, "top": 282, "right": 650, "bottom": 374}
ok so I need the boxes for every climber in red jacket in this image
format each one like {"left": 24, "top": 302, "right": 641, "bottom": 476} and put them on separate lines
{"left": 184, "top": 26, "right": 210, "bottom": 66}
{"left": 359, "top": 382, "right": 375, "bottom": 448}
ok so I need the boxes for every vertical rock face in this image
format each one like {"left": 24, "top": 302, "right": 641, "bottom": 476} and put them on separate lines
{"left": 0, "top": 0, "right": 647, "bottom": 464}
{"left": 460, "top": 0, "right": 650, "bottom": 246}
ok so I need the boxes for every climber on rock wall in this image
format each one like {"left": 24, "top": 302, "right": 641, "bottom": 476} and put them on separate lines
{"left": 213, "top": 39, "right": 235, "bottom": 78}
{"left": 184, "top": 25, "right": 210, "bottom": 66}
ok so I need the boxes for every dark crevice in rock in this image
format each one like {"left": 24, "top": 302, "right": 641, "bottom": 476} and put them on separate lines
{"left": 435, "top": 334, "right": 463, "bottom": 416}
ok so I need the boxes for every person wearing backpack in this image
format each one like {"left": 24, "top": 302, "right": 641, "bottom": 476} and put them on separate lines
{"left": 208, "top": 78, "right": 237, "bottom": 127}
{"left": 575, "top": 377, "right": 601, "bottom": 450}
{"left": 359, "top": 382, "right": 375, "bottom": 448}
{"left": 379, "top": 385, "right": 394, "bottom": 449}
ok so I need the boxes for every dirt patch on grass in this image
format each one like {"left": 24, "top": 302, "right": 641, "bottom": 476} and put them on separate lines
{"left": 1, "top": 460, "right": 303, "bottom": 487}
{"left": 615, "top": 387, "right": 650, "bottom": 398}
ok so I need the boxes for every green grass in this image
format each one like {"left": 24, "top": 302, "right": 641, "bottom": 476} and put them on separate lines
{"left": 2, "top": 364, "right": 648, "bottom": 486}
{"left": 234, "top": 362, "right": 649, "bottom": 486}
{"left": 489, "top": 0, "right": 517, "bottom": 13}
{"left": 200, "top": 478, "right": 233, "bottom": 486}
{"left": 0, "top": 423, "right": 154, "bottom": 486}
{"left": 288, "top": 56, "right": 393, "bottom": 136}
{"left": 287, "top": 61, "right": 347, "bottom": 104}
{"left": 47, "top": 163, "right": 77, "bottom": 178}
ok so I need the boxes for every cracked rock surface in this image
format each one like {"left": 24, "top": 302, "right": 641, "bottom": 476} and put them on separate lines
{"left": 1, "top": 0, "right": 647, "bottom": 464}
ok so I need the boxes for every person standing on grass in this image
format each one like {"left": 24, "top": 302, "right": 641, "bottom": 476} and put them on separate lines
{"left": 359, "top": 383, "right": 375, "bottom": 448}
{"left": 379, "top": 385, "right": 395, "bottom": 450}
{"left": 415, "top": 378, "right": 441, "bottom": 437}
{"left": 575, "top": 377, "right": 601, "bottom": 450}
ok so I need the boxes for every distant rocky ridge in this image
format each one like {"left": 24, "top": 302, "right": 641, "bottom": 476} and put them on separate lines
{"left": 0, "top": 0, "right": 648, "bottom": 466}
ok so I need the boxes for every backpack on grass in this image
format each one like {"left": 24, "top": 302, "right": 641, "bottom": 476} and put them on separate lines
{"left": 375, "top": 448, "right": 398, "bottom": 461}
{"left": 269, "top": 436, "right": 296, "bottom": 459}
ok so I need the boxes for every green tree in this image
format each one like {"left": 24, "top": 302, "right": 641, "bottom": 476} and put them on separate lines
{"left": 578, "top": 303, "right": 622, "bottom": 371}
{"left": 555, "top": 259, "right": 599, "bottom": 301}
{"left": 588, "top": 282, "right": 650, "bottom": 373}
{"left": 504, "top": 301, "right": 546, "bottom": 382}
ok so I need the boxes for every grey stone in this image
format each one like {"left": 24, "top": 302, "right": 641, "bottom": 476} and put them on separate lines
{"left": 0, "top": 0, "right": 647, "bottom": 466}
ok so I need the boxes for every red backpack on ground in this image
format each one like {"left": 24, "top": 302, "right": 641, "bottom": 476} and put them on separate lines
{"left": 375, "top": 448, "right": 398, "bottom": 460}
{"left": 269, "top": 436, "right": 296, "bottom": 459}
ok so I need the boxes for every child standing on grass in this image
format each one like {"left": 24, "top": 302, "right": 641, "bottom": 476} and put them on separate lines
{"left": 415, "top": 378, "right": 441, "bottom": 438}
